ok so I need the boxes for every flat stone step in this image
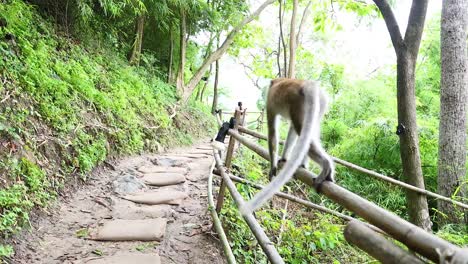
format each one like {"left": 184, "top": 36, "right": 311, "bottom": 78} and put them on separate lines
{"left": 196, "top": 147, "right": 212, "bottom": 150}
{"left": 111, "top": 199, "right": 172, "bottom": 220}
{"left": 122, "top": 190, "right": 188, "bottom": 205}
{"left": 90, "top": 219, "right": 166, "bottom": 241}
{"left": 163, "top": 153, "right": 210, "bottom": 159}
{"left": 85, "top": 252, "right": 161, "bottom": 264}
{"left": 188, "top": 150, "right": 212, "bottom": 155}
{"left": 137, "top": 165, "right": 186, "bottom": 174}
{"left": 143, "top": 172, "right": 186, "bottom": 186}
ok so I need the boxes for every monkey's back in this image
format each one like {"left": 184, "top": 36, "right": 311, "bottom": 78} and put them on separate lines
{"left": 267, "top": 78, "right": 328, "bottom": 119}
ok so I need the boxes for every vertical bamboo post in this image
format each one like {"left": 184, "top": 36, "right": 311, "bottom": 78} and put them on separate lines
{"left": 257, "top": 108, "right": 264, "bottom": 131}
{"left": 216, "top": 107, "right": 241, "bottom": 213}
{"left": 241, "top": 108, "right": 247, "bottom": 127}
{"left": 217, "top": 109, "right": 222, "bottom": 123}
{"left": 238, "top": 108, "right": 247, "bottom": 149}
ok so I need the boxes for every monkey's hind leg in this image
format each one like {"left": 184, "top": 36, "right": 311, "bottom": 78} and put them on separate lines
{"left": 308, "top": 139, "right": 335, "bottom": 192}
{"left": 278, "top": 125, "right": 298, "bottom": 170}
{"left": 267, "top": 113, "right": 279, "bottom": 181}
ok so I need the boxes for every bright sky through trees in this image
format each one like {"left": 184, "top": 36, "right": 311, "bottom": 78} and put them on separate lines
{"left": 212, "top": 0, "right": 441, "bottom": 112}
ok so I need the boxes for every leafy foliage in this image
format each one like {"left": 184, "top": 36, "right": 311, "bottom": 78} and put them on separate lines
{"left": 0, "top": 0, "right": 214, "bottom": 255}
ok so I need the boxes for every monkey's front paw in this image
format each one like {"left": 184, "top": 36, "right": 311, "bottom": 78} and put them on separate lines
{"left": 313, "top": 178, "right": 328, "bottom": 193}
{"left": 313, "top": 172, "right": 334, "bottom": 193}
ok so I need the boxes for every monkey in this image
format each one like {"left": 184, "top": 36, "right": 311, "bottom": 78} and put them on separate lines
{"left": 240, "top": 78, "right": 335, "bottom": 215}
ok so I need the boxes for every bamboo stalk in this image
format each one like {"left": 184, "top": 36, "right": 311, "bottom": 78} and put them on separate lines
{"left": 213, "top": 152, "right": 285, "bottom": 264}
{"left": 344, "top": 220, "right": 424, "bottom": 264}
{"left": 207, "top": 160, "right": 236, "bottom": 264}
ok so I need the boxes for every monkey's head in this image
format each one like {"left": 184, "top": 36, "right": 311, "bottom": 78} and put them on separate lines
{"left": 270, "top": 78, "right": 287, "bottom": 88}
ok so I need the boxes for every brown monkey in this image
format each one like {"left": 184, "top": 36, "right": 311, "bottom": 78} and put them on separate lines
{"left": 241, "top": 78, "right": 334, "bottom": 215}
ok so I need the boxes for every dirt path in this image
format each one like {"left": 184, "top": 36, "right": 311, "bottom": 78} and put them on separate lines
{"left": 11, "top": 141, "right": 226, "bottom": 264}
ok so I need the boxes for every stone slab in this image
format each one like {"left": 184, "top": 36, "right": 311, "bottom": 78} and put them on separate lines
{"left": 111, "top": 199, "right": 172, "bottom": 219}
{"left": 143, "top": 172, "right": 186, "bottom": 186}
{"left": 137, "top": 165, "right": 186, "bottom": 174}
{"left": 123, "top": 190, "right": 188, "bottom": 205}
{"left": 91, "top": 219, "right": 166, "bottom": 241}
{"left": 85, "top": 253, "right": 161, "bottom": 264}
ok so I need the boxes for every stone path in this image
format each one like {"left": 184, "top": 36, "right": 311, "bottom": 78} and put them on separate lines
{"left": 11, "top": 142, "right": 226, "bottom": 264}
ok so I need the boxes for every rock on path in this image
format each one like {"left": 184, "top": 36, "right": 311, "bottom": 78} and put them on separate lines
{"left": 11, "top": 142, "right": 226, "bottom": 264}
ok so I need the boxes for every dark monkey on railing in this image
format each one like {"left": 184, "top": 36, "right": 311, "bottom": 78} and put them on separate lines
{"left": 241, "top": 78, "right": 335, "bottom": 215}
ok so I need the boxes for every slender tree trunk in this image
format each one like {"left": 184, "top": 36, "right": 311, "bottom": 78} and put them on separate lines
{"left": 397, "top": 52, "right": 432, "bottom": 231}
{"left": 195, "top": 85, "right": 202, "bottom": 101}
{"left": 176, "top": 8, "right": 187, "bottom": 94}
{"left": 373, "top": 0, "right": 432, "bottom": 231}
{"left": 278, "top": 0, "right": 287, "bottom": 77}
{"left": 129, "top": 15, "right": 145, "bottom": 66}
{"left": 211, "top": 58, "right": 220, "bottom": 114}
{"left": 437, "top": 0, "right": 468, "bottom": 225}
{"left": 200, "top": 64, "right": 212, "bottom": 102}
{"left": 296, "top": 1, "right": 312, "bottom": 47}
{"left": 287, "top": 0, "right": 298, "bottom": 78}
{"left": 182, "top": 0, "right": 275, "bottom": 102}
{"left": 195, "top": 35, "right": 215, "bottom": 102}
{"left": 276, "top": 35, "right": 282, "bottom": 77}
{"left": 168, "top": 25, "right": 174, "bottom": 84}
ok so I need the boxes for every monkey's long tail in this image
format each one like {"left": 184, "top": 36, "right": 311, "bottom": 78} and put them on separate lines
{"left": 240, "top": 81, "right": 319, "bottom": 216}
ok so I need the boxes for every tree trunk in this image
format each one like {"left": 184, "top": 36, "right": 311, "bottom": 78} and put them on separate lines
{"left": 397, "top": 52, "right": 432, "bottom": 231}
{"left": 168, "top": 25, "right": 174, "bottom": 84}
{"left": 278, "top": 0, "right": 287, "bottom": 77}
{"left": 182, "top": 0, "right": 275, "bottom": 102}
{"left": 176, "top": 8, "right": 187, "bottom": 94}
{"left": 200, "top": 64, "right": 212, "bottom": 102}
{"left": 211, "top": 58, "right": 220, "bottom": 114}
{"left": 287, "top": 0, "right": 298, "bottom": 78}
{"left": 276, "top": 35, "right": 282, "bottom": 77}
{"left": 437, "top": 0, "right": 468, "bottom": 225}
{"left": 195, "top": 84, "right": 202, "bottom": 101}
{"left": 373, "top": 0, "right": 432, "bottom": 231}
{"left": 129, "top": 15, "right": 145, "bottom": 66}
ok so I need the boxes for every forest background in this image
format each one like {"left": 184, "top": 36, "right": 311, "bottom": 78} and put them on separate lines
{"left": 0, "top": 0, "right": 466, "bottom": 263}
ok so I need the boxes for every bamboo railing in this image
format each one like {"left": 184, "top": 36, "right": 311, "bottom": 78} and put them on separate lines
{"left": 208, "top": 105, "right": 468, "bottom": 264}
{"left": 238, "top": 125, "right": 468, "bottom": 210}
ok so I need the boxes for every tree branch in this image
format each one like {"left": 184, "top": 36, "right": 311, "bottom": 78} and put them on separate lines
{"left": 295, "top": 1, "right": 312, "bottom": 46}
{"left": 403, "top": 0, "right": 428, "bottom": 57}
{"left": 183, "top": 0, "right": 275, "bottom": 102}
{"left": 372, "top": 0, "right": 404, "bottom": 54}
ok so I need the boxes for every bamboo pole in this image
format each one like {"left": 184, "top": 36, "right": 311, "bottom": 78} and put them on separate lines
{"left": 213, "top": 152, "right": 285, "bottom": 264}
{"left": 237, "top": 126, "right": 468, "bottom": 210}
{"left": 212, "top": 170, "right": 385, "bottom": 234}
{"left": 332, "top": 157, "right": 468, "bottom": 210}
{"left": 344, "top": 220, "right": 424, "bottom": 264}
{"left": 222, "top": 111, "right": 263, "bottom": 114}
{"left": 225, "top": 129, "right": 462, "bottom": 262}
{"left": 207, "top": 160, "right": 236, "bottom": 264}
{"left": 216, "top": 109, "right": 242, "bottom": 213}
{"left": 257, "top": 108, "right": 264, "bottom": 131}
